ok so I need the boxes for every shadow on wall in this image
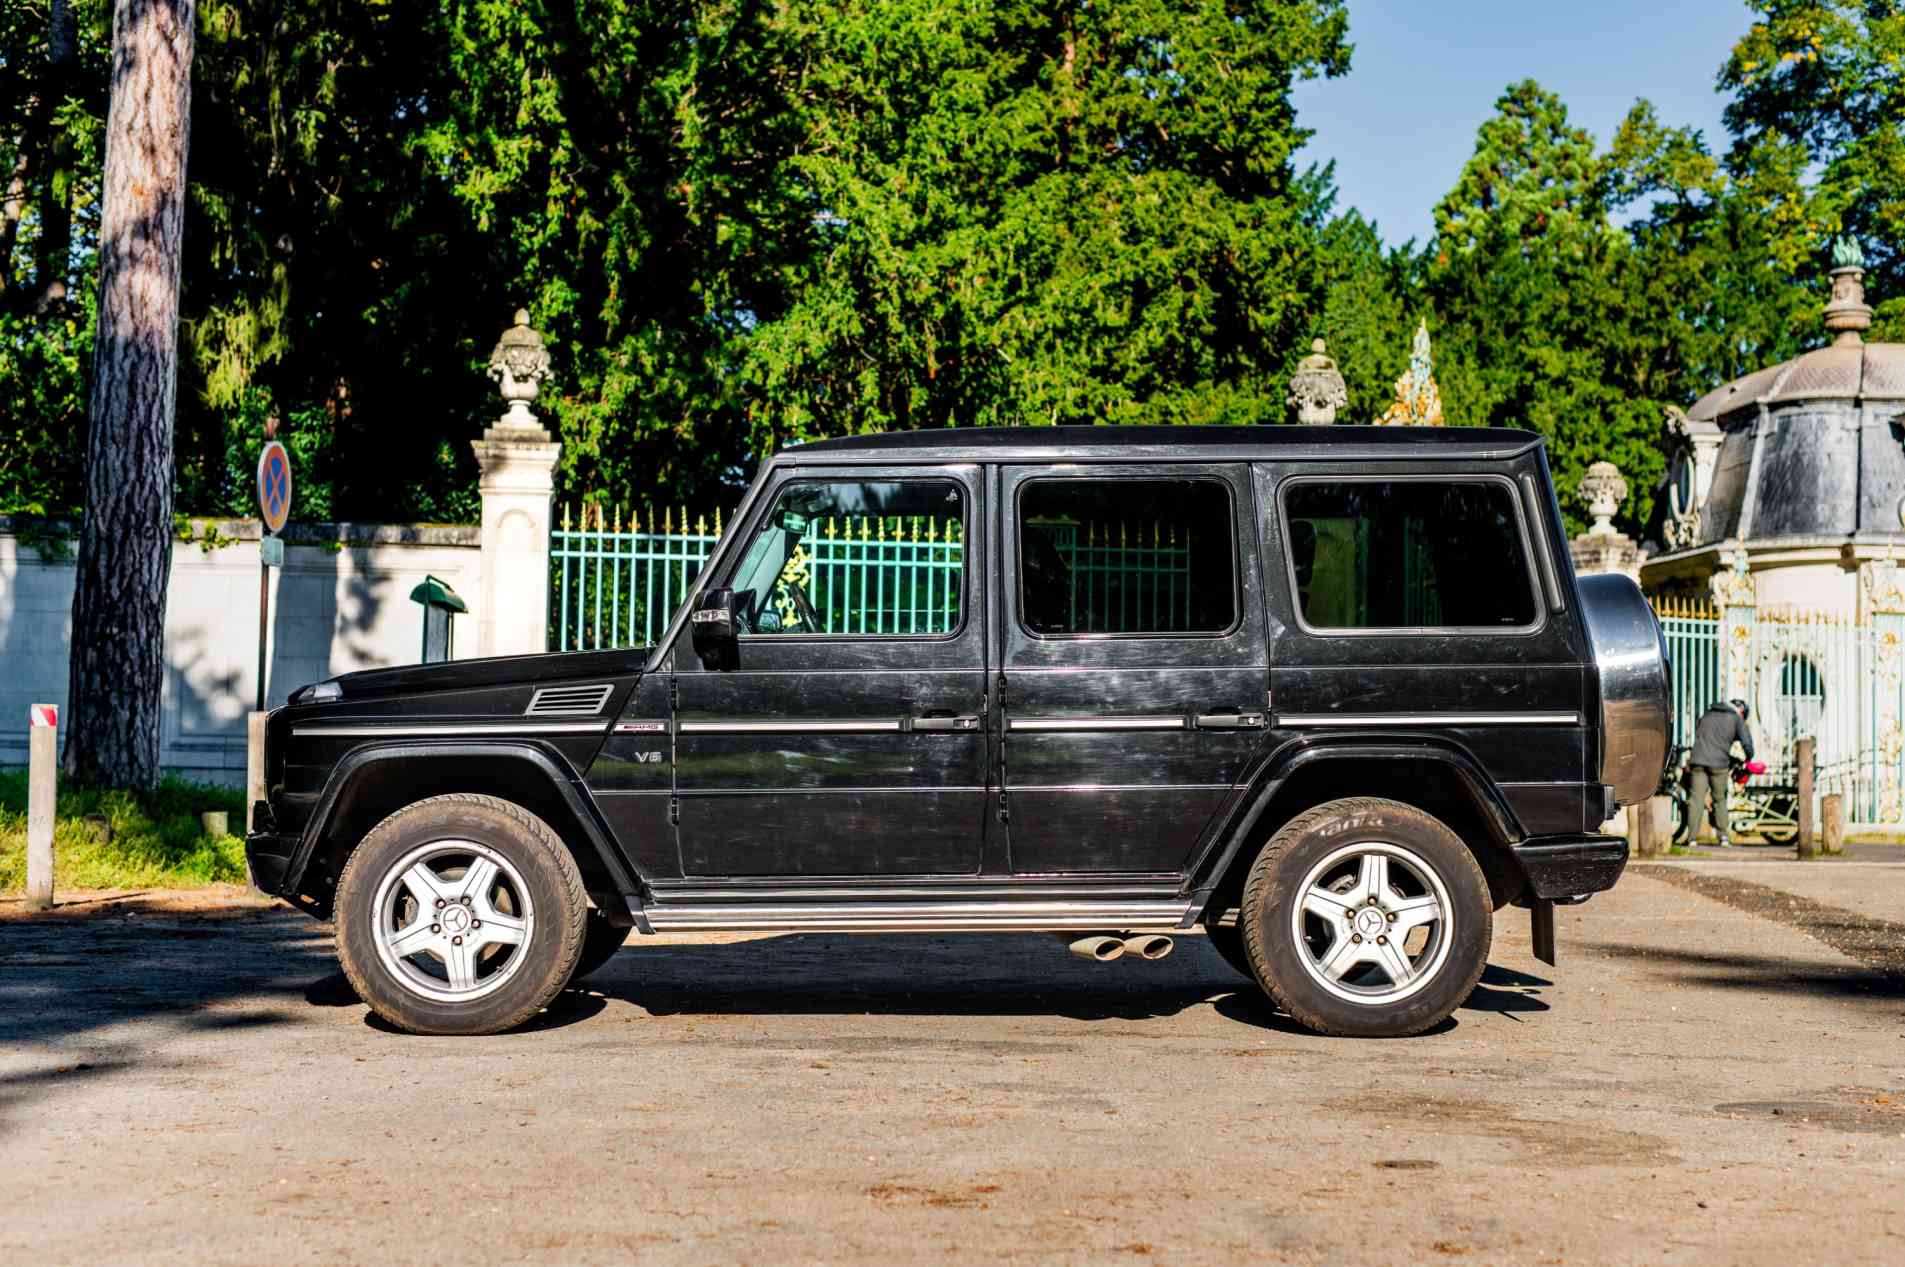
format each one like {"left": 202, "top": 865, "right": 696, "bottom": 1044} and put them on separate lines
{"left": 0, "top": 524, "right": 481, "bottom": 782}
{"left": 266, "top": 542, "right": 391, "bottom": 708}
{"left": 0, "top": 533, "right": 77, "bottom": 770}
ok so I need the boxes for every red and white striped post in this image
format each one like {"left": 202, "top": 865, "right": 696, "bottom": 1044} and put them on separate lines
{"left": 25, "top": 704, "right": 58, "bottom": 911}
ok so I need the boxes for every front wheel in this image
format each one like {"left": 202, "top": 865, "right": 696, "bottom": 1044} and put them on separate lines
{"left": 1240, "top": 797, "right": 1492, "bottom": 1038}
{"left": 335, "top": 794, "right": 589, "bottom": 1036}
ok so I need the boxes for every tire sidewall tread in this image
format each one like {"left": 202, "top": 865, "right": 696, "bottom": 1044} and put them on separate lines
{"left": 334, "top": 793, "right": 589, "bottom": 1036}
{"left": 1239, "top": 796, "right": 1492, "bottom": 1039}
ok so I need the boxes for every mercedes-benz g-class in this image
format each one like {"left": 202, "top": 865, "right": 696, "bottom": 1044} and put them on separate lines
{"left": 246, "top": 426, "right": 1669, "bottom": 1038}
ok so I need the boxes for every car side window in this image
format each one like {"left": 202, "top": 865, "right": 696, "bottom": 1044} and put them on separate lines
{"left": 1282, "top": 478, "right": 1538, "bottom": 630}
{"left": 1017, "top": 478, "right": 1237, "bottom": 636}
{"left": 727, "top": 478, "right": 966, "bottom": 636}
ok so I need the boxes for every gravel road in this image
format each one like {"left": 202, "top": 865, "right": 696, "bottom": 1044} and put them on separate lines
{"left": 3, "top": 871, "right": 1903, "bottom": 1265}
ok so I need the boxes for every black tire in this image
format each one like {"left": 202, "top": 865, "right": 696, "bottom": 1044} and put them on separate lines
{"left": 335, "top": 793, "right": 588, "bottom": 1036}
{"left": 1202, "top": 924, "right": 1255, "bottom": 979}
{"left": 570, "top": 910, "right": 630, "bottom": 981}
{"left": 1239, "top": 797, "right": 1492, "bottom": 1039}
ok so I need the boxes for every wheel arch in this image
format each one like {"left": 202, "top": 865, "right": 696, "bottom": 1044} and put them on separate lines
{"left": 280, "top": 743, "right": 642, "bottom": 917}
{"left": 1187, "top": 739, "right": 1530, "bottom": 925}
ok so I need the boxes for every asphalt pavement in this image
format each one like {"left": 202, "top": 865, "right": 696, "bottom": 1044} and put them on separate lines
{"left": 2, "top": 871, "right": 1903, "bottom": 1265}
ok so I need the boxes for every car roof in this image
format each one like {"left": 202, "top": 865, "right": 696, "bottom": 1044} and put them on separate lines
{"left": 780, "top": 425, "right": 1543, "bottom": 464}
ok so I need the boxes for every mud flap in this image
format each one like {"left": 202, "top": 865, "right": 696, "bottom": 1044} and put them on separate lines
{"left": 1530, "top": 898, "right": 1557, "bottom": 967}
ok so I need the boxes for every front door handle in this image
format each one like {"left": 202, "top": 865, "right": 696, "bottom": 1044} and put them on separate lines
{"left": 912, "top": 713, "right": 982, "bottom": 732}
{"left": 1195, "top": 711, "right": 1267, "bottom": 730}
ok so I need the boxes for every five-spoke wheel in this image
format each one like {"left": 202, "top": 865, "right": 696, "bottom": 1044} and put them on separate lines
{"left": 1291, "top": 844, "right": 1452, "bottom": 1005}
{"left": 371, "top": 842, "right": 535, "bottom": 1002}
{"left": 336, "top": 794, "right": 588, "bottom": 1035}
{"left": 1239, "top": 797, "right": 1491, "bottom": 1038}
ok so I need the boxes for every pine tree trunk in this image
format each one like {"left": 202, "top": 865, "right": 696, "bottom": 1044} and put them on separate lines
{"left": 63, "top": 0, "right": 196, "bottom": 791}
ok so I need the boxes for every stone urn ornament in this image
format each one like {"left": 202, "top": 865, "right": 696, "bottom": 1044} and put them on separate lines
{"left": 1287, "top": 338, "right": 1349, "bottom": 424}
{"left": 1579, "top": 461, "right": 1628, "bottom": 536}
{"left": 487, "top": 308, "right": 553, "bottom": 429}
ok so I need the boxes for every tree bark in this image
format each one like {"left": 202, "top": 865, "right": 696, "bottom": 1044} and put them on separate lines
{"left": 63, "top": 0, "right": 196, "bottom": 791}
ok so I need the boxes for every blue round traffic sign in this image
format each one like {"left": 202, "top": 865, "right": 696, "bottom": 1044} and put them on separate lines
{"left": 257, "top": 441, "right": 293, "bottom": 534}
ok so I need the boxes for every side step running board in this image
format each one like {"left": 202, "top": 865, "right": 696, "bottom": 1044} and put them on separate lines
{"left": 644, "top": 900, "right": 1193, "bottom": 934}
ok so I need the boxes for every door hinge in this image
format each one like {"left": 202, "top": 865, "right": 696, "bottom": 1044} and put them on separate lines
{"left": 668, "top": 795, "right": 679, "bottom": 826}
{"left": 669, "top": 675, "right": 680, "bottom": 711}
{"left": 997, "top": 789, "right": 1010, "bottom": 823}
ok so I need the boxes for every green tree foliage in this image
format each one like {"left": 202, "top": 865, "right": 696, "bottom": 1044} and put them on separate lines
{"left": 0, "top": 0, "right": 107, "bottom": 520}
{"left": 1720, "top": 0, "right": 1905, "bottom": 337}
{"left": 2, "top": 0, "right": 1902, "bottom": 538}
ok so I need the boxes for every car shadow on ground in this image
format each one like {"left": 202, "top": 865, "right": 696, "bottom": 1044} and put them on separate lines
{"left": 340, "top": 933, "right": 1542, "bottom": 1039}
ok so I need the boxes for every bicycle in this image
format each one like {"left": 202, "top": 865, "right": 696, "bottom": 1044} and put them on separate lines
{"left": 1668, "top": 753, "right": 1800, "bottom": 845}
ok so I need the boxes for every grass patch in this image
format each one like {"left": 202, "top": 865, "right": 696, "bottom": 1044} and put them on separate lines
{"left": 0, "top": 770, "right": 247, "bottom": 892}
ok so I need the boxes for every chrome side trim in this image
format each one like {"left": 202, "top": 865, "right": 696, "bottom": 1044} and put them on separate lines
{"left": 1277, "top": 711, "right": 1583, "bottom": 729}
{"left": 291, "top": 720, "right": 611, "bottom": 737}
{"left": 1008, "top": 782, "right": 1234, "bottom": 793}
{"left": 1007, "top": 715, "right": 1187, "bottom": 733}
{"left": 527, "top": 683, "right": 615, "bottom": 716}
{"left": 644, "top": 899, "right": 1193, "bottom": 933}
{"left": 678, "top": 719, "right": 904, "bottom": 734}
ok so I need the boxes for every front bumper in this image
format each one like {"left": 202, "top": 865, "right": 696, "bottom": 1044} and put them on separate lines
{"left": 1512, "top": 834, "right": 1629, "bottom": 901}
{"left": 245, "top": 832, "right": 296, "bottom": 896}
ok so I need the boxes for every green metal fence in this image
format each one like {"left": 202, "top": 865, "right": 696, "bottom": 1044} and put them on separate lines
{"left": 550, "top": 507, "right": 721, "bottom": 653}
{"left": 550, "top": 506, "right": 1194, "bottom": 651}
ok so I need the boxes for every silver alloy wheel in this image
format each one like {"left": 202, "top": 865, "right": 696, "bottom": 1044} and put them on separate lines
{"left": 1289, "top": 841, "right": 1452, "bottom": 1006}
{"left": 370, "top": 840, "right": 535, "bottom": 1004}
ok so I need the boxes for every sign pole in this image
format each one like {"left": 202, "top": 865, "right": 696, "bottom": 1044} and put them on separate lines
{"left": 25, "top": 704, "right": 58, "bottom": 912}
{"left": 257, "top": 551, "right": 270, "bottom": 713}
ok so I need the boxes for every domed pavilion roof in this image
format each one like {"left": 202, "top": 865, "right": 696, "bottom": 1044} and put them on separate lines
{"left": 1688, "top": 341, "right": 1905, "bottom": 424}
{"left": 1665, "top": 245, "right": 1905, "bottom": 550}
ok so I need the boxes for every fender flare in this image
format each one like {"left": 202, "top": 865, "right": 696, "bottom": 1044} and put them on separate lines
{"left": 279, "top": 741, "right": 644, "bottom": 899}
{"left": 1183, "top": 736, "right": 1527, "bottom": 925}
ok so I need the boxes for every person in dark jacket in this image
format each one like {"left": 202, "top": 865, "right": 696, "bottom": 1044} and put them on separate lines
{"left": 1686, "top": 699, "right": 1754, "bottom": 846}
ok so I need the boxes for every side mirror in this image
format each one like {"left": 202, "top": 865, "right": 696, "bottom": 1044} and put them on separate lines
{"left": 690, "top": 587, "right": 738, "bottom": 670}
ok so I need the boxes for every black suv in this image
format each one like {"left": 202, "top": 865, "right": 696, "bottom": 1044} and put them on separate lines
{"left": 247, "top": 426, "right": 1668, "bottom": 1038}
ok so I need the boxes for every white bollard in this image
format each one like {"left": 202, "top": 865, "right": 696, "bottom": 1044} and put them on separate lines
{"left": 25, "top": 704, "right": 58, "bottom": 912}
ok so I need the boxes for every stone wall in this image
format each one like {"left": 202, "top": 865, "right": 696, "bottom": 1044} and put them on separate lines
{"left": 0, "top": 519, "right": 481, "bottom": 784}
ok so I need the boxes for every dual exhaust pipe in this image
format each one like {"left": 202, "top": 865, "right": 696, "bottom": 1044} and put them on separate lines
{"left": 1060, "top": 932, "right": 1175, "bottom": 962}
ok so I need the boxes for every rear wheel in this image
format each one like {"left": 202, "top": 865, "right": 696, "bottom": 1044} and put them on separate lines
{"left": 335, "top": 794, "right": 588, "bottom": 1035}
{"left": 1240, "top": 797, "right": 1491, "bottom": 1038}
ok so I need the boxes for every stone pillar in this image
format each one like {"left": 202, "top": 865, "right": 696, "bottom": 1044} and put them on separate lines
{"left": 1569, "top": 461, "right": 1640, "bottom": 579}
{"left": 1711, "top": 545, "right": 1758, "bottom": 707}
{"left": 471, "top": 310, "right": 560, "bottom": 658}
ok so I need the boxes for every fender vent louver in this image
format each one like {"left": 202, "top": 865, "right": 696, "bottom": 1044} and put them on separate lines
{"left": 526, "top": 684, "right": 615, "bottom": 716}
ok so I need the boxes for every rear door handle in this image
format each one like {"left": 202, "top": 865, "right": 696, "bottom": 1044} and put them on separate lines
{"left": 912, "top": 714, "right": 982, "bottom": 732}
{"left": 1194, "top": 711, "right": 1266, "bottom": 730}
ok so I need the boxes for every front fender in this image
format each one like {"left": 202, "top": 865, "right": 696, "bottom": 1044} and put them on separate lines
{"left": 1183, "top": 735, "right": 1527, "bottom": 925}
{"left": 277, "top": 741, "right": 643, "bottom": 901}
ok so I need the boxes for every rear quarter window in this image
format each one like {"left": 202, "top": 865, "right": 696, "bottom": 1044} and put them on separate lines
{"left": 1281, "top": 478, "right": 1539, "bottom": 631}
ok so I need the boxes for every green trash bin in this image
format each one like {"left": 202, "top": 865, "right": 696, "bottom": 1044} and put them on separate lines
{"left": 410, "top": 575, "right": 467, "bottom": 663}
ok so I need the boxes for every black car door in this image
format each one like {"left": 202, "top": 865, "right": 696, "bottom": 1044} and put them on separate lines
{"left": 672, "top": 464, "right": 990, "bottom": 876}
{"left": 1259, "top": 461, "right": 1593, "bottom": 835}
{"left": 998, "top": 463, "right": 1269, "bottom": 874}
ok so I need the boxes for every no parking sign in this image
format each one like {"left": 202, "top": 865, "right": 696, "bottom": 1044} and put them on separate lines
{"left": 257, "top": 441, "right": 293, "bottom": 535}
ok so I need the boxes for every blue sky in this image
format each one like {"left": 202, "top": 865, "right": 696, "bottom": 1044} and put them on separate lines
{"left": 1290, "top": 1, "right": 1753, "bottom": 247}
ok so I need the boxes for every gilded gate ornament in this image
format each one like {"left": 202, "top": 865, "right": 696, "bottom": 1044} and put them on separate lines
{"left": 1860, "top": 558, "right": 1905, "bottom": 819}
{"left": 1708, "top": 546, "right": 1756, "bottom": 610}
